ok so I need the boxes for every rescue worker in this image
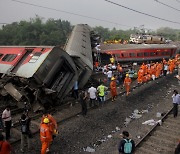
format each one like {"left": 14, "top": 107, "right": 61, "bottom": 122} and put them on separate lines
{"left": 155, "top": 62, "right": 161, "bottom": 78}
{"left": 124, "top": 74, "right": 132, "bottom": 96}
{"left": 40, "top": 118, "right": 52, "bottom": 154}
{"left": 137, "top": 67, "right": 144, "bottom": 84}
{"left": 169, "top": 59, "right": 174, "bottom": 74}
{"left": 110, "top": 56, "right": 115, "bottom": 64}
{"left": 110, "top": 77, "right": 117, "bottom": 102}
{"left": 41, "top": 112, "right": 58, "bottom": 140}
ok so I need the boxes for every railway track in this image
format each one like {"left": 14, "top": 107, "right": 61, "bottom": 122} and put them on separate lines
{"left": 1, "top": 72, "right": 176, "bottom": 146}
{"left": 135, "top": 106, "right": 180, "bottom": 154}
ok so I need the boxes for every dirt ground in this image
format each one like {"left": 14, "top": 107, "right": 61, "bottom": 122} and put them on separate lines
{"left": 13, "top": 73, "right": 180, "bottom": 154}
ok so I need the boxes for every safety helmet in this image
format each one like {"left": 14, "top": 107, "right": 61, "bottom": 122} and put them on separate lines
{"left": 111, "top": 77, "right": 115, "bottom": 80}
{"left": 43, "top": 118, "right": 49, "bottom": 124}
{"left": 126, "top": 74, "right": 129, "bottom": 77}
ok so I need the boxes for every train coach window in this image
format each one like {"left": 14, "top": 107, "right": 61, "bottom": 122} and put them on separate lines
{"left": 144, "top": 52, "right": 149, "bottom": 56}
{"left": 29, "top": 52, "right": 42, "bottom": 63}
{"left": 121, "top": 53, "right": 128, "bottom": 57}
{"left": 115, "top": 54, "right": 120, "bottom": 58}
{"left": 129, "top": 53, "right": 136, "bottom": 57}
{"left": 137, "top": 53, "right": 143, "bottom": 57}
{"left": 166, "top": 51, "right": 170, "bottom": 55}
{"left": 150, "top": 52, "right": 157, "bottom": 56}
{"left": 2, "top": 54, "right": 17, "bottom": 62}
{"left": 0, "top": 53, "right": 3, "bottom": 59}
{"left": 162, "top": 52, "right": 166, "bottom": 55}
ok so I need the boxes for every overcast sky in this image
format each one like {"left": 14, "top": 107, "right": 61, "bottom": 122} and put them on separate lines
{"left": 0, "top": 0, "right": 180, "bottom": 30}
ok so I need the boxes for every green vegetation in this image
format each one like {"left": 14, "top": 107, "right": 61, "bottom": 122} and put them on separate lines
{"left": 0, "top": 16, "right": 72, "bottom": 46}
{"left": 0, "top": 16, "right": 180, "bottom": 45}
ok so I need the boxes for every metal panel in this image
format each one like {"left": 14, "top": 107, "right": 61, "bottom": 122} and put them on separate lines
{"left": 4, "top": 83, "right": 22, "bottom": 101}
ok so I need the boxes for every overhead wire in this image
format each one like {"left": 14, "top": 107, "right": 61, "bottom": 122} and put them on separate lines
{"left": 11, "top": 0, "right": 131, "bottom": 28}
{"left": 105, "top": 0, "right": 180, "bottom": 25}
{"left": 154, "top": 0, "right": 180, "bottom": 12}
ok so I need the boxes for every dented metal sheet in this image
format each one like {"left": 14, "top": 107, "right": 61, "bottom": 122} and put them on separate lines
{"left": 4, "top": 83, "right": 22, "bottom": 101}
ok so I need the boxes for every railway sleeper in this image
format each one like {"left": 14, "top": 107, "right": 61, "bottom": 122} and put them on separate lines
{"left": 157, "top": 127, "right": 180, "bottom": 137}
{"left": 163, "top": 120, "right": 180, "bottom": 129}
{"left": 165, "top": 117, "right": 180, "bottom": 125}
{"left": 138, "top": 142, "right": 173, "bottom": 154}
{"left": 149, "top": 136, "right": 175, "bottom": 147}
{"left": 135, "top": 146, "right": 160, "bottom": 154}
{"left": 144, "top": 141, "right": 174, "bottom": 152}
{"left": 153, "top": 130, "right": 179, "bottom": 141}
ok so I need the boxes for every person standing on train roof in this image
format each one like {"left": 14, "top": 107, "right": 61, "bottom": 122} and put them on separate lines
{"left": 40, "top": 118, "right": 52, "bottom": 154}
{"left": 124, "top": 74, "right": 132, "bottom": 96}
{"left": 110, "top": 77, "right": 117, "bottom": 102}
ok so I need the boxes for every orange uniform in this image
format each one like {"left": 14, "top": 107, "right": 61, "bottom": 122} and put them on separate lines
{"left": 124, "top": 77, "right": 132, "bottom": 96}
{"left": 137, "top": 68, "right": 144, "bottom": 84}
{"left": 110, "top": 79, "right": 117, "bottom": 101}
{"left": 40, "top": 123, "right": 52, "bottom": 154}
{"left": 41, "top": 114, "right": 57, "bottom": 134}
{"left": 155, "top": 63, "right": 161, "bottom": 78}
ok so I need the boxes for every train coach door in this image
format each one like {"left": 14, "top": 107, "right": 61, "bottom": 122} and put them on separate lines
{"left": 12, "top": 49, "right": 33, "bottom": 73}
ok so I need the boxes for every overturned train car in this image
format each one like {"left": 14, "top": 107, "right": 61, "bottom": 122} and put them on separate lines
{"left": 65, "top": 24, "right": 93, "bottom": 89}
{"left": 0, "top": 24, "right": 94, "bottom": 110}
{"left": 0, "top": 46, "right": 78, "bottom": 109}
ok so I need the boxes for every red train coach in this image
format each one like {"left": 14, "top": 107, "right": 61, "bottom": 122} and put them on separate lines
{"left": 99, "top": 44, "right": 177, "bottom": 62}
{"left": 0, "top": 46, "right": 78, "bottom": 109}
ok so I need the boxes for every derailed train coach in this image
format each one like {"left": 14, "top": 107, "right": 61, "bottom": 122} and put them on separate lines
{"left": 0, "top": 24, "right": 96, "bottom": 110}
{"left": 65, "top": 24, "right": 94, "bottom": 89}
{"left": 0, "top": 46, "right": 78, "bottom": 110}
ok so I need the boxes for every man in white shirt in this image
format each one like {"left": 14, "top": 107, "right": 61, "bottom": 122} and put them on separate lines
{"left": 88, "top": 84, "right": 97, "bottom": 107}
{"left": 106, "top": 69, "right": 113, "bottom": 85}
{"left": 2, "top": 106, "right": 12, "bottom": 140}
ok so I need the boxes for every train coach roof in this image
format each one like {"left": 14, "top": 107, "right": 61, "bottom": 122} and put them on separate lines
{"left": 0, "top": 46, "right": 54, "bottom": 78}
{"left": 99, "top": 44, "right": 177, "bottom": 52}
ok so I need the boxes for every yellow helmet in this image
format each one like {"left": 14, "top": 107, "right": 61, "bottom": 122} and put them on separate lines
{"left": 126, "top": 74, "right": 129, "bottom": 77}
{"left": 43, "top": 118, "right": 49, "bottom": 124}
{"left": 111, "top": 77, "right": 115, "bottom": 80}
